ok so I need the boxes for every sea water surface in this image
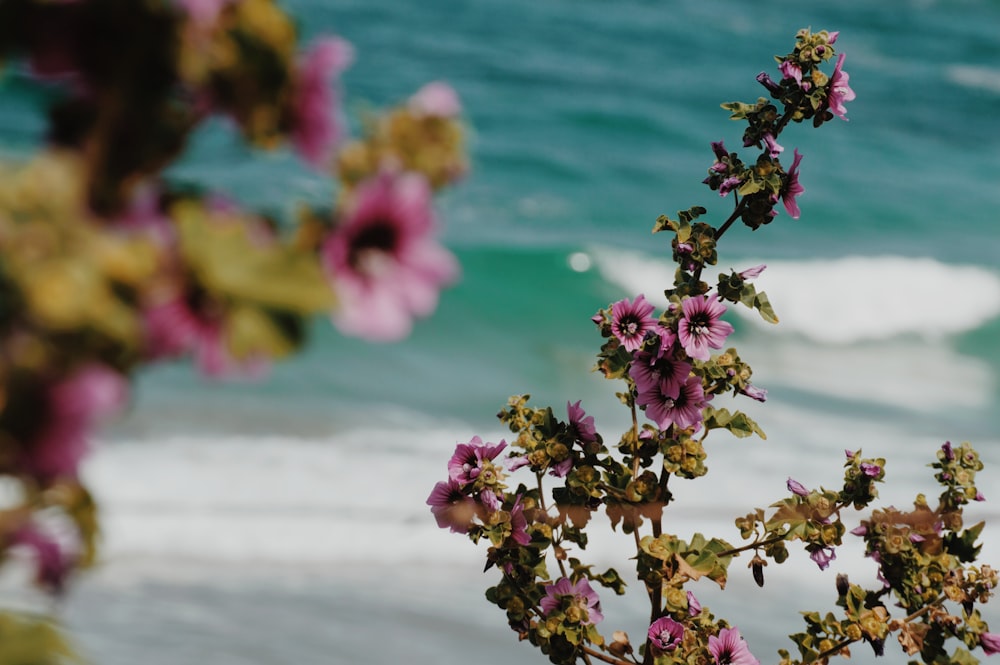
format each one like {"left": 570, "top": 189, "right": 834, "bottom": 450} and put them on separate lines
{"left": 1, "top": 0, "right": 999, "bottom": 663}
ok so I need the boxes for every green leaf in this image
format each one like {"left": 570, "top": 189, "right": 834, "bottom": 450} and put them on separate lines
{"left": 703, "top": 407, "right": 767, "bottom": 440}
{"left": 175, "top": 201, "right": 334, "bottom": 315}
{"left": 945, "top": 521, "right": 984, "bottom": 562}
{"left": 752, "top": 291, "right": 779, "bottom": 324}
{"left": 0, "top": 612, "right": 83, "bottom": 664}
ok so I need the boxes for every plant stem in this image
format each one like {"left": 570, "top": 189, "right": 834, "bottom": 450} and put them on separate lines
{"left": 537, "top": 472, "right": 570, "bottom": 578}
{"left": 582, "top": 646, "right": 632, "bottom": 665}
{"left": 714, "top": 534, "right": 786, "bottom": 559}
{"left": 712, "top": 195, "right": 747, "bottom": 242}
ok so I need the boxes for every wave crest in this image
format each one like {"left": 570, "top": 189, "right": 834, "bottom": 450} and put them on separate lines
{"left": 592, "top": 250, "right": 1000, "bottom": 344}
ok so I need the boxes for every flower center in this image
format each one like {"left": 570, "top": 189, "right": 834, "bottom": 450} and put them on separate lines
{"left": 349, "top": 221, "right": 399, "bottom": 275}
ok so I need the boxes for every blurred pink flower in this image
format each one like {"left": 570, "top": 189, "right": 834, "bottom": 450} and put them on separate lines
{"left": 409, "top": 81, "right": 462, "bottom": 118}
{"left": 293, "top": 37, "right": 354, "bottom": 169}
{"left": 176, "top": 0, "right": 231, "bottom": 26}
{"left": 143, "top": 295, "right": 265, "bottom": 379}
{"left": 9, "top": 523, "right": 73, "bottom": 594}
{"left": 980, "top": 632, "right": 1000, "bottom": 655}
{"left": 322, "top": 170, "right": 458, "bottom": 341}
{"left": 24, "top": 364, "right": 126, "bottom": 480}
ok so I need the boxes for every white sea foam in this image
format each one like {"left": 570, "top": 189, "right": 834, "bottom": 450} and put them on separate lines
{"left": 592, "top": 248, "right": 1000, "bottom": 344}
{"left": 79, "top": 397, "right": 1000, "bottom": 570}
{"left": 947, "top": 64, "right": 1000, "bottom": 95}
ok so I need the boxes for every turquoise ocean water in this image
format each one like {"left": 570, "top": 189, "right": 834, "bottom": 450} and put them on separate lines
{"left": 2, "top": 1, "right": 1000, "bottom": 663}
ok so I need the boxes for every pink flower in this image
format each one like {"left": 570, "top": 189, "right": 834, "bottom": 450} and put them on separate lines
{"left": 636, "top": 375, "right": 708, "bottom": 431}
{"left": 630, "top": 347, "right": 692, "bottom": 404}
{"left": 8, "top": 523, "right": 73, "bottom": 594}
{"left": 787, "top": 478, "right": 809, "bottom": 497}
{"left": 677, "top": 296, "right": 734, "bottom": 361}
{"left": 738, "top": 264, "right": 766, "bottom": 281}
{"left": 810, "top": 546, "right": 837, "bottom": 570}
{"left": 447, "top": 436, "right": 507, "bottom": 486}
{"left": 292, "top": 37, "right": 354, "bottom": 169}
{"left": 509, "top": 494, "right": 531, "bottom": 546}
{"left": 409, "top": 81, "right": 462, "bottom": 118}
{"left": 779, "top": 60, "right": 803, "bottom": 87}
{"left": 176, "top": 0, "right": 231, "bottom": 27}
{"left": 610, "top": 295, "right": 657, "bottom": 352}
{"left": 648, "top": 616, "right": 685, "bottom": 652}
{"left": 540, "top": 577, "right": 603, "bottom": 625}
{"left": 762, "top": 132, "right": 783, "bottom": 158}
{"left": 708, "top": 627, "right": 760, "bottom": 665}
{"left": 567, "top": 400, "right": 598, "bottom": 445}
{"left": 21, "top": 364, "right": 127, "bottom": 480}
{"left": 687, "top": 591, "right": 702, "bottom": 616}
{"left": 826, "top": 53, "right": 856, "bottom": 121}
{"left": 781, "top": 149, "right": 805, "bottom": 219}
{"left": 739, "top": 384, "right": 768, "bottom": 402}
{"left": 426, "top": 478, "right": 478, "bottom": 534}
{"left": 980, "top": 632, "right": 1000, "bottom": 655}
{"left": 322, "top": 170, "right": 459, "bottom": 341}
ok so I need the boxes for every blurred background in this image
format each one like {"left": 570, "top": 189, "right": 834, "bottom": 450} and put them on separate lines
{"left": 2, "top": 0, "right": 999, "bottom": 663}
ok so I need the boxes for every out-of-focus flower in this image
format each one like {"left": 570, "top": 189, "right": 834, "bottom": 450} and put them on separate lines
{"left": 610, "top": 295, "right": 657, "bottom": 352}
{"left": 19, "top": 364, "right": 127, "bottom": 481}
{"left": 648, "top": 616, "right": 685, "bottom": 652}
{"left": 708, "top": 627, "right": 760, "bottom": 665}
{"left": 678, "top": 295, "right": 734, "bottom": 361}
{"left": 860, "top": 462, "right": 881, "bottom": 478}
{"left": 177, "top": 0, "right": 231, "bottom": 27}
{"left": 409, "top": 81, "right": 462, "bottom": 118}
{"left": 8, "top": 523, "right": 73, "bottom": 594}
{"left": 292, "top": 37, "right": 353, "bottom": 168}
{"left": 980, "top": 632, "right": 1000, "bottom": 655}
{"left": 540, "top": 577, "right": 604, "bottom": 625}
{"left": 781, "top": 149, "right": 805, "bottom": 219}
{"left": 322, "top": 170, "right": 458, "bottom": 341}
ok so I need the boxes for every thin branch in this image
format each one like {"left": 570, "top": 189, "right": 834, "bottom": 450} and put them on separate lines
{"left": 582, "top": 645, "right": 632, "bottom": 665}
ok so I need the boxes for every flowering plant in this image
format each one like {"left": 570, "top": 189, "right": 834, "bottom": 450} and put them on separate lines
{"left": 0, "top": 0, "right": 466, "bottom": 658}
{"left": 429, "top": 28, "right": 998, "bottom": 665}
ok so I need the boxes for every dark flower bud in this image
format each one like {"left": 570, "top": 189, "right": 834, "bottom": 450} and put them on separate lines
{"left": 749, "top": 553, "right": 767, "bottom": 587}
{"left": 756, "top": 71, "right": 783, "bottom": 97}
{"left": 836, "top": 573, "right": 850, "bottom": 596}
